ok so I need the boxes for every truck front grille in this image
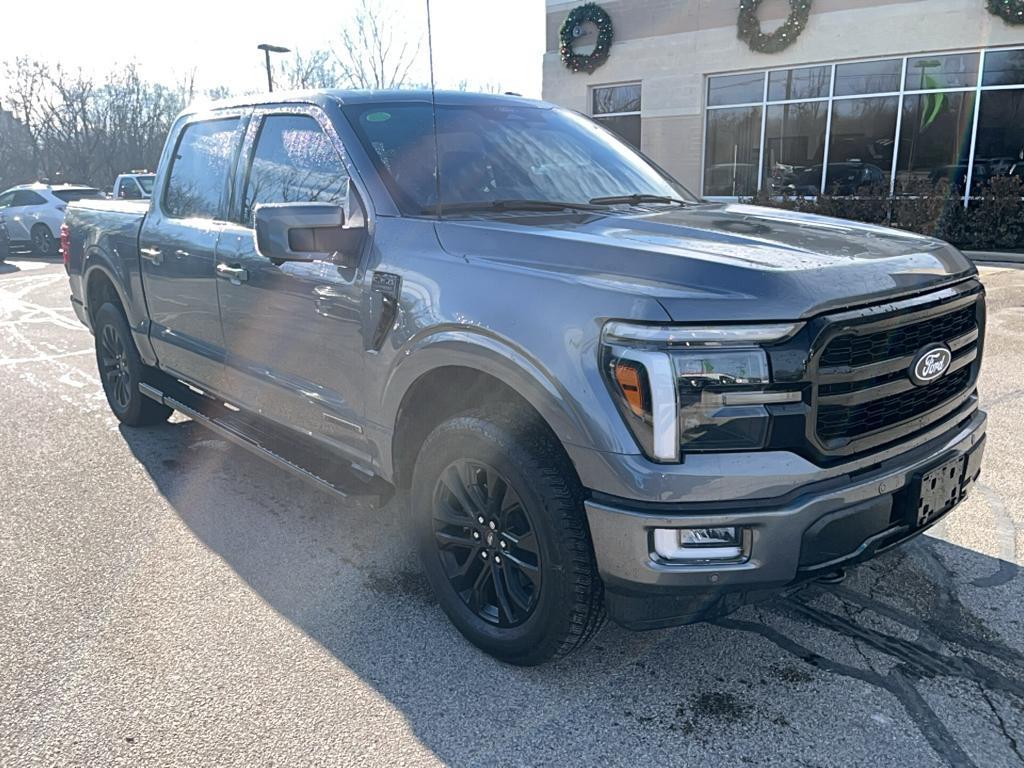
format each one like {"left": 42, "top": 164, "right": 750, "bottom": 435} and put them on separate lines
{"left": 808, "top": 285, "right": 984, "bottom": 457}
{"left": 817, "top": 367, "right": 971, "bottom": 441}
{"left": 820, "top": 304, "right": 978, "bottom": 369}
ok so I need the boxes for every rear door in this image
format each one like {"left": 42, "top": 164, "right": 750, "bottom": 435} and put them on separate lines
{"left": 140, "top": 112, "right": 248, "bottom": 391}
{"left": 215, "top": 107, "right": 372, "bottom": 460}
{"left": 7, "top": 190, "right": 47, "bottom": 241}
{"left": 0, "top": 192, "right": 15, "bottom": 238}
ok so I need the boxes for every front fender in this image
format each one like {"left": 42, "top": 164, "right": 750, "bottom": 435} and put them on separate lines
{"left": 374, "top": 326, "right": 644, "bottom": 479}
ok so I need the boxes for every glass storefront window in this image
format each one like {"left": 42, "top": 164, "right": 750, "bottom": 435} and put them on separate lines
{"left": 704, "top": 106, "right": 762, "bottom": 196}
{"left": 592, "top": 84, "right": 641, "bottom": 149}
{"left": 708, "top": 72, "right": 764, "bottom": 107}
{"left": 826, "top": 97, "right": 899, "bottom": 193}
{"left": 768, "top": 66, "right": 830, "bottom": 102}
{"left": 834, "top": 59, "right": 902, "bottom": 97}
{"left": 763, "top": 102, "right": 829, "bottom": 195}
{"left": 896, "top": 91, "right": 977, "bottom": 192}
{"left": 973, "top": 90, "right": 1024, "bottom": 188}
{"left": 982, "top": 49, "right": 1024, "bottom": 87}
{"left": 905, "top": 53, "right": 979, "bottom": 91}
{"left": 703, "top": 47, "right": 1024, "bottom": 199}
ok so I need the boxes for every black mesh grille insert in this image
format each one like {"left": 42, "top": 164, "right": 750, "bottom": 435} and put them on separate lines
{"left": 821, "top": 304, "right": 977, "bottom": 369}
{"left": 816, "top": 367, "right": 971, "bottom": 441}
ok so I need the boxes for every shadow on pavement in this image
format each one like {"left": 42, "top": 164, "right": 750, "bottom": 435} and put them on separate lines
{"left": 119, "top": 419, "right": 1024, "bottom": 767}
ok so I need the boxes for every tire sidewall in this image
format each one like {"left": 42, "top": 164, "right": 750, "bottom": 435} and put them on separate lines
{"left": 411, "top": 414, "right": 583, "bottom": 662}
{"left": 31, "top": 224, "right": 54, "bottom": 256}
{"left": 93, "top": 303, "right": 147, "bottom": 423}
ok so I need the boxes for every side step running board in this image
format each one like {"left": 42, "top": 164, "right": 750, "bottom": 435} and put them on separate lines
{"left": 140, "top": 381, "right": 393, "bottom": 504}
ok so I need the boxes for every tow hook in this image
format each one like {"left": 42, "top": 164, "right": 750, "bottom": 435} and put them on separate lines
{"left": 815, "top": 567, "right": 846, "bottom": 585}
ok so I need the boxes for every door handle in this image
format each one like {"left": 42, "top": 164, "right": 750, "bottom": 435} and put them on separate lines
{"left": 174, "top": 249, "right": 190, "bottom": 258}
{"left": 140, "top": 247, "right": 163, "bottom": 265}
{"left": 216, "top": 262, "right": 249, "bottom": 285}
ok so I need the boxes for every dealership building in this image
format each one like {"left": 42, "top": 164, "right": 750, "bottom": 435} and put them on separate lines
{"left": 542, "top": 0, "right": 1024, "bottom": 202}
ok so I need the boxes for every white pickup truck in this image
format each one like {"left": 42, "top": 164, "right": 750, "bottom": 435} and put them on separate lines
{"left": 112, "top": 172, "right": 155, "bottom": 200}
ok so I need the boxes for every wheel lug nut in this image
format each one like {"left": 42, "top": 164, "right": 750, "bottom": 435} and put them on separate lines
{"left": 494, "top": 555, "right": 502, "bottom": 565}
{"left": 488, "top": 521, "right": 496, "bottom": 530}
{"left": 481, "top": 551, "right": 488, "bottom": 559}
{"left": 477, "top": 516, "right": 485, "bottom": 525}
{"left": 499, "top": 540, "right": 507, "bottom": 549}
{"left": 472, "top": 531, "right": 480, "bottom": 540}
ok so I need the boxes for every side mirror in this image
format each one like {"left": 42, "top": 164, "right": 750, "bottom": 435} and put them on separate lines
{"left": 254, "top": 202, "right": 359, "bottom": 263}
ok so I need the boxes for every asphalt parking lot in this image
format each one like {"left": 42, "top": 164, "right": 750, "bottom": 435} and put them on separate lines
{"left": 1, "top": 257, "right": 1023, "bottom": 767}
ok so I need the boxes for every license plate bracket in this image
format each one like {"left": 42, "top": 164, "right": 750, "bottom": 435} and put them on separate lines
{"left": 915, "top": 455, "right": 965, "bottom": 527}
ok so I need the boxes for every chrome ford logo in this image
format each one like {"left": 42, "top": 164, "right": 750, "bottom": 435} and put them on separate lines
{"left": 909, "top": 345, "right": 952, "bottom": 386}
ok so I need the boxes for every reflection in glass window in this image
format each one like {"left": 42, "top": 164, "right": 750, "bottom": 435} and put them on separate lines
{"left": 905, "top": 53, "right": 979, "bottom": 91}
{"left": 707, "top": 72, "right": 764, "bottom": 107}
{"left": 763, "top": 102, "right": 828, "bottom": 195}
{"left": 982, "top": 49, "right": 1024, "bottom": 86}
{"left": 826, "top": 97, "right": 899, "bottom": 193}
{"left": 592, "top": 84, "right": 642, "bottom": 149}
{"left": 768, "top": 66, "right": 830, "bottom": 102}
{"left": 896, "top": 91, "right": 977, "bottom": 192}
{"left": 704, "top": 106, "right": 762, "bottom": 196}
{"left": 242, "top": 115, "right": 349, "bottom": 225}
{"left": 973, "top": 90, "right": 1024, "bottom": 188}
{"left": 164, "top": 118, "right": 239, "bottom": 219}
{"left": 344, "top": 103, "right": 694, "bottom": 215}
{"left": 834, "top": 59, "right": 902, "bottom": 97}
{"left": 592, "top": 84, "right": 641, "bottom": 115}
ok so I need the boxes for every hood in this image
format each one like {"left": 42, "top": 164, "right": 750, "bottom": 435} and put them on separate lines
{"left": 434, "top": 202, "right": 976, "bottom": 322}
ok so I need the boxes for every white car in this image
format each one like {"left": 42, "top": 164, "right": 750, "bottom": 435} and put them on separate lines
{"left": 0, "top": 183, "right": 104, "bottom": 256}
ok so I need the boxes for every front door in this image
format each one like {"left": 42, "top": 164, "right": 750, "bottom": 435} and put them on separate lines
{"left": 216, "top": 109, "right": 371, "bottom": 461}
{"left": 139, "top": 114, "right": 248, "bottom": 391}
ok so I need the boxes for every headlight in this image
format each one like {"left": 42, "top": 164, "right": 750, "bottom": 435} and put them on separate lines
{"left": 601, "top": 322, "right": 804, "bottom": 462}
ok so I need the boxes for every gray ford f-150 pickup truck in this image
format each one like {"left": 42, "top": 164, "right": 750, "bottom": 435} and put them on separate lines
{"left": 64, "top": 90, "right": 987, "bottom": 665}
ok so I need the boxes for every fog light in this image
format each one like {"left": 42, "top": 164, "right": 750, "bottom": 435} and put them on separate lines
{"left": 653, "top": 527, "right": 743, "bottom": 562}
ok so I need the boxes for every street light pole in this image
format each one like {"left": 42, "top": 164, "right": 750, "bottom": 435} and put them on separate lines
{"left": 257, "top": 43, "right": 291, "bottom": 92}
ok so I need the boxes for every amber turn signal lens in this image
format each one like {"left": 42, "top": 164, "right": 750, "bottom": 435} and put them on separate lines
{"left": 614, "top": 361, "right": 646, "bottom": 418}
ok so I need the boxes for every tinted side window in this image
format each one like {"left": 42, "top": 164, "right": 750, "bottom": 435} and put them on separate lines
{"left": 0, "top": 192, "right": 15, "bottom": 208}
{"left": 241, "top": 114, "right": 349, "bottom": 225}
{"left": 164, "top": 118, "right": 240, "bottom": 220}
{"left": 14, "top": 191, "right": 47, "bottom": 206}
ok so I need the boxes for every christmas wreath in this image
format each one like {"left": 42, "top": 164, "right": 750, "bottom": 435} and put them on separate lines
{"left": 987, "top": 0, "right": 1024, "bottom": 24}
{"left": 737, "top": 0, "right": 813, "bottom": 54}
{"left": 560, "top": 3, "right": 614, "bottom": 74}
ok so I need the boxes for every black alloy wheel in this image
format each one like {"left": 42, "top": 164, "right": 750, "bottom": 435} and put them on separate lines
{"left": 93, "top": 302, "right": 172, "bottom": 426}
{"left": 99, "top": 322, "right": 132, "bottom": 412}
{"left": 432, "top": 459, "right": 542, "bottom": 627}
{"left": 31, "top": 225, "right": 54, "bottom": 257}
{"left": 412, "top": 407, "right": 605, "bottom": 665}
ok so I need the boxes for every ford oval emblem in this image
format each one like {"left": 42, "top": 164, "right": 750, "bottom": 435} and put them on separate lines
{"left": 909, "top": 345, "right": 952, "bottom": 386}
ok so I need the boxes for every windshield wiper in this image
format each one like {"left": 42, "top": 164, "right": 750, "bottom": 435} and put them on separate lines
{"left": 588, "top": 193, "right": 690, "bottom": 207}
{"left": 427, "top": 199, "right": 601, "bottom": 214}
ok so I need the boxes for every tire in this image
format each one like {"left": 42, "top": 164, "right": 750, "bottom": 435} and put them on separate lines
{"left": 93, "top": 302, "right": 172, "bottom": 426}
{"left": 411, "top": 407, "right": 605, "bottom": 665}
{"left": 30, "top": 224, "right": 55, "bottom": 257}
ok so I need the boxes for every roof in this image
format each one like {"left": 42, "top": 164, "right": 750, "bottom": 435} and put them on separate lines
{"left": 183, "top": 88, "right": 550, "bottom": 116}
{"left": 5, "top": 183, "right": 98, "bottom": 192}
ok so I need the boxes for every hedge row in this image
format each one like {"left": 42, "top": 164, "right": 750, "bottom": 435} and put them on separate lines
{"left": 746, "top": 176, "right": 1024, "bottom": 253}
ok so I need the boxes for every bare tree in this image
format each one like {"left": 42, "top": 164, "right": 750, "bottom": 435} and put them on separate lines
{"left": 3, "top": 57, "right": 49, "bottom": 177}
{"left": 278, "top": 48, "right": 340, "bottom": 90}
{"left": 333, "top": 0, "right": 422, "bottom": 89}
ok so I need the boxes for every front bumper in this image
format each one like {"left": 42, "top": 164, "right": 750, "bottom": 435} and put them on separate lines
{"left": 585, "top": 409, "right": 986, "bottom": 630}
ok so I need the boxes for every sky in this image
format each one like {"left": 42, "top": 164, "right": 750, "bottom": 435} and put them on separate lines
{"left": 0, "top": 0, "right": 546, "bottom": 98}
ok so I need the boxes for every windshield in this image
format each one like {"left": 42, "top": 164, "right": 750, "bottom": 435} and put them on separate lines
{"left": 342, "top": 102, "right": 697, "bottom": 216}
{"left": 52, "top": 188, "right": 103, "bottom": 202}
{"left": 137, "top": 175, "right": 155, "bottom": 194}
